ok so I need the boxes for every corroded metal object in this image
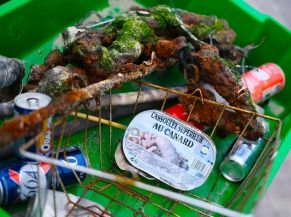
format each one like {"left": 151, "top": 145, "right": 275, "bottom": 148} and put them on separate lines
{"left": 17, "top": 5, "right": 263, "bottom": 143}
{"left": 25, "top": 5, "right": 242, "bottom": 89}
{"left": 180, "top": 44, "right": 264, "bottom": 140}
{"left": 0, "top": 53, "right": 163, "bottom": 147}
{"left": 0, "top": 55, "right": 25, "bottom": 103}
{"left": 36, "top": 66, "right": 88, "bottom": 97}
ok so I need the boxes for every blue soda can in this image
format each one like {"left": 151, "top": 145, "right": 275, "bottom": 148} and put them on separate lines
{"left": 14, "top": 92, "right": 52, "bottom": 160}
{"left": 52, "top": 146, "right": 89, "bottom": 188}
{"left": 0, "top": 146, "right": 88, "bottom": 205}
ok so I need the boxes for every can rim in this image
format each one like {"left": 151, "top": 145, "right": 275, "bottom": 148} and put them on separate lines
{"left": 14, "top": 92, "right": 52, "bottom": 110}
{"left": 271, "top": 63, "right": 286, "bottom": 87}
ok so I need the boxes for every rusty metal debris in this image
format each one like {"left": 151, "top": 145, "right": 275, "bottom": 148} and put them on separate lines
{"left": 180, "top": 44, "right": 264, "bottom": 140}
{"left": 0, "top": 57, "right": 162, "bottom": 147}
{"left": 35, "top": 66, "right": 88, "bottom": 97}
{"left": 25, "top": 5, "right": 243, "bottom": 92}
{"left": 1, "top": 5, "right": 264, "bottom": 147}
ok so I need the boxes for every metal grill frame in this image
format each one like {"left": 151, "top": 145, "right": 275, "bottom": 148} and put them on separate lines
{"left": 19, "top": 81, "right": 281, "bottom": 217}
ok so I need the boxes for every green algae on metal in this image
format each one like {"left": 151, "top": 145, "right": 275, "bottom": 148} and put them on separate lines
{"left": 102, "top": 14, "right": 156, "bottom": 70}
{"left": 191, "top": 18, "right": 225, "bottom": 39}
{"left": 150, "top": 5, "right": 180, "bottom": 29}
{"left": 44, "top": 81, "right": 71, "bottom": 97}
{"left": 100, "top": 47, "right": 114, "bottom": 70}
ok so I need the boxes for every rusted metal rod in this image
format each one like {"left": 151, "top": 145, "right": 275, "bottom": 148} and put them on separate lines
{"left": 0, "top": 62, "right": 158, "bottom": 148}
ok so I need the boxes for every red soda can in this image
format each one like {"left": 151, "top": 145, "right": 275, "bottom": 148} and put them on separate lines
{"left": 241, "top": 63, "right": 285, "bottom": 103}
{"left": 164, "top": 104, "right": 205, "bottom": 131}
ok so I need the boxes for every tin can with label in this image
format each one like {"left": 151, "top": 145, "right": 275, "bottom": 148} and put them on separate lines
{"left": 220, "top": 137, "right": 264, "bottom": 182}
{"left": 0, "top": 146, "right": 88, "bottom": 205}
{"left": 122, "top": 110, "right": 216, "bottom": 191}
{"left": 14, "top": 92, "right": 52, "bottom": 160}
{"left": 241, "top": 63, "right": 285, "bottom": 103}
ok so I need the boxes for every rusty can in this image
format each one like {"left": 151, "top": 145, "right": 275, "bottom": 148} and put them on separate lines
{"left": 241, "top": 63, "right": 285, "bottom": 103}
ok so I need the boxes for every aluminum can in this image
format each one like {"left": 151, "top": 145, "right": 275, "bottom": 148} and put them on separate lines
{"left": 51, "top": 146, "right": 88, "bottom": 188}
{"left": 220, "top": 137, "right": 264, "bottom": 182}
{"left": 0, "top": 146, "right": 88, "bottom": 205}
{"left": 0, "top": 161, "right": 51, "bottom": 205}
{"left": 241, "top": 63, "right": 285, "bottom": 103}
{"left": 14, "top": 92, "right": 52, "bottom": 160}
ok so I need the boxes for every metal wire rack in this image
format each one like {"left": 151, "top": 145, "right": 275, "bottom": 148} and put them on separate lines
{"left": 18, "top": 81, "right": 281, "bottom": 217}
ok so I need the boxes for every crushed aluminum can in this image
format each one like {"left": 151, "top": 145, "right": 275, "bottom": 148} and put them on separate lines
{"left": 241, "top": 63, "right": 285, "bottom": 103}
{"left": 14, "top": 92, "right": 52, "bottom": 160}
{"left": 220, "top": 137, "right": 265, "bottom": 182}
{"left": 122, "top": 110, "right": 216, "bottom": 191}
{"left": 27, "top": 189, "right": 110, "bottom": 217}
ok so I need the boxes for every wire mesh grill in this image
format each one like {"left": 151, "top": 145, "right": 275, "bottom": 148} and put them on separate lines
{"left": 18, "top": 81, "right": 281, "bottom": 217}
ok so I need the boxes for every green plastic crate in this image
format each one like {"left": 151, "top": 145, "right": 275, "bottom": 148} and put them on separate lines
{"left": 0, "top": 0, "right": 290, "bottom": 216}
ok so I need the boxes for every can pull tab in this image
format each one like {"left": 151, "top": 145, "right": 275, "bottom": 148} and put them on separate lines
{"left": 27, "top": 97, "right": 39, "bottom": 108}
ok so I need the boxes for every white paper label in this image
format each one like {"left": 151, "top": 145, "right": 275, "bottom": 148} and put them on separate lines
{"left": 122, "top": 110, "right": 216, "bottom": 191}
